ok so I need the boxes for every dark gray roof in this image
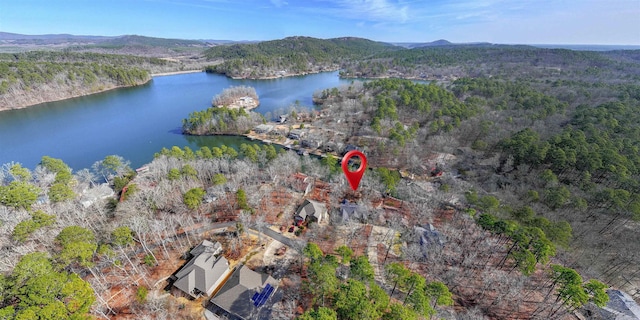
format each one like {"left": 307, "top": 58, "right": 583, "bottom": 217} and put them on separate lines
{"left": 295, "top": 199, "right": 326, "bottom": 221}
{"left": 600, "top": 289, "right": 640, "bottom": 320}
{"left": 340, "top": 201, "right": 360, "bottom": 222}
{"left": 174, "top": 241, "right": 228, "bottom": 298}
{"left": 210, "top": 264, "right": 278, "bottom": 320}
{"left": 415, "top": 224, "right": 445, "bottom": 247}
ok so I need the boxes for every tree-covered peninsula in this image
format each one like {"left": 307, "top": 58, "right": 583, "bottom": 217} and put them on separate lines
{"left": 204, "top": 36, "right": 400, "bottom": 79}
{"left": 0, "top": 52, "right": 165, "bottom": 110}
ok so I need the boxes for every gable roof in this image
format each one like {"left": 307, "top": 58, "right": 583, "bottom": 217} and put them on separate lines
{"left": 210, "top": 264, "right": 279, "bottom": 320}
{"left": 340, "top": 200, "right": 360, "bottom": 221}
{"left": 295, "top": 199, "right": 326, "bottom": 220}
{"left": 600, "top": 289, "right": 640, "bottom": 320}
{"left": 415, "top": 224, "right": 445, "bottom": 247}
{"left": 173, "top": 241, "right": 228, "bottom": 298}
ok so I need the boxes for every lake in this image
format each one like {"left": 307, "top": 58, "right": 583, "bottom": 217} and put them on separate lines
{"left": 0, "top": 71, "right": 352, "bottom": 170}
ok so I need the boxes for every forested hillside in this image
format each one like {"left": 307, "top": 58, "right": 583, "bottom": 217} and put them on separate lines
{"left": 309, "top": 70, "right": 640, "bottom": 312}
{"left": 202, "top": 35, "right": 640, "bottom": 85}
{"left": 341, "top": 46, "right": 640, "bottom": 81}
{"left": 203, "top": 36, "right": 400, "bottom": 78}
{"left": 2, "top": 34, "right": 640, "bottom": 319}
{"left": 0, "top": 51, "right": 168, "bottom": 110}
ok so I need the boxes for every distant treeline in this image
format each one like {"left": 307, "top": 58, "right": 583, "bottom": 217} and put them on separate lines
{"left": 182, "top": 106, "right": 264, "bottom": 135}
{"left": 203, "top": 36, "right": 399, "bottom": 78}
{"left": 212, "top": 86, "right": 258, "bottom": 107}
{"left": 0, "top": 51, "right": 171, "bottom": 109}
{"left": 202, "top": 36, "right": 640, "bottom": 82}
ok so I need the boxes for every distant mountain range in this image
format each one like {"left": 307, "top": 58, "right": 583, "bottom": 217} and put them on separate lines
{"left": 0, "top": 33, "right": 502, "bottom": 49}
{"left": 0, "top": 32, "right": 255, "bottom": 47}
{"left": 0, "top": 32, "right": 512, "bottom": 51}
{"left": 1, "top": 32, "right": 638, "bottom": 51}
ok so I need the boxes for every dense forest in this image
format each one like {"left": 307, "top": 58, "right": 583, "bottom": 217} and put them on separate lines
{"left": 306, "top": 68, "right": 640, "bottom": 313}
{"left": 182, "top": 106, "right": 264, "bottom": 135}
{"left": 203, "top": 36, "right": 400, "bottom": 78}
{"left": 0, "top": 52, "right": 162, "bottom": 110}
{"left": 0, "top": 50, "right": 210, "bottom": 110}
{"left": 202, "top": 36, "right": 640, "bottom": 84}
{"left": 2, "top": 34, "right": 640, "bottom": 319}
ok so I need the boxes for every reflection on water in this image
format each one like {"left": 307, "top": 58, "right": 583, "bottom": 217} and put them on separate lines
{"left": 0, "top": 71, "right": 349, "bottom": 170}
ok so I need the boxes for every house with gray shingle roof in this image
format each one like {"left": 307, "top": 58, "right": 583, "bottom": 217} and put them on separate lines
{"left": 172, "top": 240, "right": 230, "bottom": 299}
{"left": 597, "top": 289, "right": 640, "bottom": 320}
{"left": 209, "top": 264, "right": 279, "bottom": 320}
{"left": 294, "top": 199, "right": 327, "bottom": 225}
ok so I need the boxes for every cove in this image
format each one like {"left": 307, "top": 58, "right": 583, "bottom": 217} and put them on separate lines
{"left": 0, "top": 71, "right": 351, "bottom": 170}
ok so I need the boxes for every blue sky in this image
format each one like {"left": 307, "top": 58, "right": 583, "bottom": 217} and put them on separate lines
{"left": 1, "top": 0, "right": 639, "bottom": 44}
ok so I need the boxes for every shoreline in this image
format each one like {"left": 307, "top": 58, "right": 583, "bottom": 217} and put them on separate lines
{"left": 0, "top": 78, "right": 153, "bottom": 112}
{"left": 0, "top": 68, "right": 428, "bottom": 112}
{"left": 151, "top": 69, "right": 203, "bottom": 77}
{"left": 0, "top": 69, "right": 203, "bottom": 112}
{"left": 224, "top": 68, "right": 340, "bottom": 80}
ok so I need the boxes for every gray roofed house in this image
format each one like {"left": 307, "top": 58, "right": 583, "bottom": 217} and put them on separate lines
{"left": 301, "top": 139, "right": 322, "bottom": 149}
{"left": 596, "top": 289, "right": 640, "bottom": 319}
{"left": 254, "top": 124, "right": 274, "bottom": 134}
{"left": 288, "top": 129, "right": 306, "bottom": 140}
{"left": 294, "top": 199, "right": 328, "bottom": 225}
{"left": 209, "top": 264, "right": 279, "bottom": 320}
{"left": 340, "top": 199, "right": 361, "bottom": 222}
{"left": 172, "top": 240, "right": 230, "bottom": 299}
{"left": 415, "top": 224, "right": 445, "bottom": 247}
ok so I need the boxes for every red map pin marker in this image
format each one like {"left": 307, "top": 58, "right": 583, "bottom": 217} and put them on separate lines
{"left": 342, "top": 150, "right": 367, "bottom": 190}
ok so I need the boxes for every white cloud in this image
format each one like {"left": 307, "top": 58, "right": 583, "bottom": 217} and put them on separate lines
{"left": 270, "top": 0, "right": 288, "bottom": 7}
{"left": 308, "top": 0, "right": 411, "bottom": 23}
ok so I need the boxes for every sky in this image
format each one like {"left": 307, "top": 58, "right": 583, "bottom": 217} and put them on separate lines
{"left": 0, "top": 0, "right": 639, "bottom": 45}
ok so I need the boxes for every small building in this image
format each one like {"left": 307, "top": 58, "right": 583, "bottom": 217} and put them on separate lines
{"left": 301, "top": 139, "right": 322, "bottom": 149}
{"left": 415, "top": 224, "right": 445, "bottom": 247}
{"left": 204, "top": 186, "right": 223, "bottom": 204}
{"left": 294, "top": 199, "right": 327, "bottom": 225}
{"left": 79, "top": 184, "right": 114, "bottom": 208}
{"left": 340, "top": 199, "right": 361, "bottom": 222}
{"left": 288, "top": 129, "right": 306, "bottom": 140}
{"left": 596, "top": 289, "right": 640, "bottom": 319}
{"left": 341, "top": 144, "right": 360, "bottom": 156}
{"left": 278, "top": 115, "right": 288, "bottom": 123}
{"left": 209, "top": 264, "right": 279, "bottom": 320}
{"left": 171, "top": 240, "right": 230, "bottom": 299}
{"left": 254, "top": 124, "right": 274, "bottom": 134}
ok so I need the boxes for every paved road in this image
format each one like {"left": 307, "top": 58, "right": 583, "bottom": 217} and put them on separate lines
{"left": 261, "top": 227, "right": 306, "bottom": 251}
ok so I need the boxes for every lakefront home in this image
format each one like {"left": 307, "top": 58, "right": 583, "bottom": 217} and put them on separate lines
{"left": 171, "top": 240, "right": 230, "bottom": 299}
{"left": 209, "top": 264, "right": 279, "bottom": 320}
{"left": 294, "top": 199, "right": 328, "bottom": 225}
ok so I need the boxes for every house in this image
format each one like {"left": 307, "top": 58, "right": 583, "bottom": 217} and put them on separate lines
{"left": 301, "top": 139, "right": 322, "bottom": 149}
{"left": 254, "top": 124, "right": 274, "bottom": 134}
{"left": 288, "top": 129, "right": 306, "bottom": 140}
{"left": 415, "top": 224, "right": 445, "bottom": 247}
{"left": 278, "top": 115, "right": 288, "bottom": 123}
{"left": 340, "top": 199, "right": 361, "bottom": 222}
{"left": 294, "top": 199, "right": 327, "bottom": 225}
{"left": 204, "top": 186, "right": 223, "bottom": 204}
{"left": 595, "top": 289, "right": 640, "bottom": 319}
{"left": 79, "top": 184, "right": 114, "bottom": 208}
{"left": 341, "top": 144, "right": 360, "bottom": 156}
{"left": 171, "top": 240, "right": 230, "bottom": 299}
{"left": 209, "top": 264, "right": 279, "bottom": 320}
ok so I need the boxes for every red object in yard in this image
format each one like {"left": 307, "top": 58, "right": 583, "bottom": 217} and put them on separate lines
{"left": 431, "top": 165, "right": 444, "bottom": 177}
{"left": 288, "top": 226, "right": 295, "bottom": 233}
{"left": 119, "top": 185, "right": 128, "bottom": 202}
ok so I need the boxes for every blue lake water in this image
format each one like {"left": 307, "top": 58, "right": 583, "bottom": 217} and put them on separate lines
{"left": 0, "top": 71, "right": 351, "bottom": 170}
